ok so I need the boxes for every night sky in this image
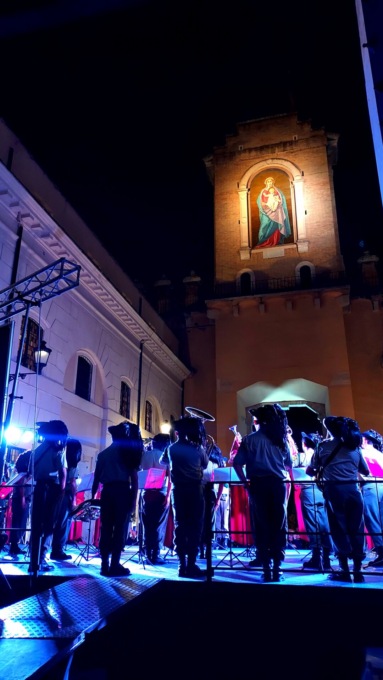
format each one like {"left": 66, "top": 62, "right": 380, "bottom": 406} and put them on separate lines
{"left": 0, "top": 0, "right": 382, "bottom": 297}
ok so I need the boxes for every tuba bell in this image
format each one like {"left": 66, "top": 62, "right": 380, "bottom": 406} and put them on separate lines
{"left": 184, "top": 406, "right": 218, "bottom": 458}
{"left": 184, "top": 406, "right": 215, "bottom": 422}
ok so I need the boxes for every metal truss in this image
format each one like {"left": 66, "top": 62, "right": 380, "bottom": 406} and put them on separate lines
{"left": 0, "top": 258, "right": 81, "bottom": 323}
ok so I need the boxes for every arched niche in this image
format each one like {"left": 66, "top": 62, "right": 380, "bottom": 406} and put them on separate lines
{"left": 238, "top": 158, "right": 307, "bottom": 259}
{"left": 295, "top": 260, "right": 316, "bottom": 288}
{"left": 236, "top": 268, "right": 255, "bottom": 295}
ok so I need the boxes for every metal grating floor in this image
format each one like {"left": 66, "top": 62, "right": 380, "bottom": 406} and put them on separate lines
{"left": 0, "top": 574, "right": 160, "bottom": 640}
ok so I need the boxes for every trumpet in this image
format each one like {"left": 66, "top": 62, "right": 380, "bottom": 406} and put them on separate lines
{"left": 229, "top": 424, "right": 242, "bottom": 461}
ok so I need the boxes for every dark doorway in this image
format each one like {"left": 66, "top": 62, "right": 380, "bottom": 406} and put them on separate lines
{"left": 285, "top": 405, "right": 323, "bottom": 451}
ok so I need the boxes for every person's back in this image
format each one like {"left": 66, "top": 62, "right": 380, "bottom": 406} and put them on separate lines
{"left": 9, "top": 449, "right": 32, "bottom": 556}
{"left": 29, "top": 420, "right": 69, "bottom": 575}
{"left": 91, "top": 421, "right": 143, "bottom": 577}
{"left": 241, "top": 429, "right": 291, "bottom": 480}
{"left": 141, "top": 433, "right": 171, "bottom": 564}
{"left": 295, "top": 433, "right": 333, "bottom": 571}
{"left": 315, "top": 439, "right": 366, "bottom": 483}
{"left": 51, "top": 438, "right": 82, "bottom": 561}
{"left": 360, "top": 429, "right": 383, "bottom": 567}
{"left": 233, "top": 403, "right": 292, "bottom": 582}
{"left": 167, "top": 438, "right": 208, "bottom": 485}
{"left": 309, "top": 416, "right": 369, "bottom": 583}
{"left": 165, "top": 415, "right": 209, "bottom": 578}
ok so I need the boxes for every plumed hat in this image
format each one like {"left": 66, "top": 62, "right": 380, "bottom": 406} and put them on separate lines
{"left": 301, "top": 432, "right": 322, "bottom": 448}
{"left": 361, "top": 429, "right": 383, "bottom": 452}
{"left": 38, "top": 420, "right": 68, "bottom": 438}
{"left": 108, "top": 421, "right": 130, "bottom": 440}
{"left": 152, "top": 433, "right": 171, "bottom": 451}
{"left": 249, "top": 404, "right": 285, "bottom": 425}
{"left": 323, "top": 416, "right": 358, "bottom": 438}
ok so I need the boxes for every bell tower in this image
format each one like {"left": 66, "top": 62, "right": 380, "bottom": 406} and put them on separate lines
{"left": 183, "top": 112, "right": 383, "bottom": 454}
{"left": 205, "top": 112, "right": 343, "bottom": 288}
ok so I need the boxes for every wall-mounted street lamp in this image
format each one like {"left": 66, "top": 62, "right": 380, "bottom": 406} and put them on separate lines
{"left": 34, "top": 339, "right": 52, "bottom": 375}
{"left": 161, "top": 420, "right": 171, "bottom": 435}
{"left": 8, "top": 340, "right": 52, "bottom": 382}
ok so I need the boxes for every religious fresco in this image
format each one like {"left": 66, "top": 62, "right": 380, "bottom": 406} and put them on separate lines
{"left": 250, "top": 171, "right": 293, "bottom": 249}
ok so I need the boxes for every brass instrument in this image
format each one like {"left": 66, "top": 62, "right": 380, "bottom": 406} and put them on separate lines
{"left": 206, "top": 433, "right": 215, "bottom": 457}
{"left": 229, "top": 424, "right": 242, "bottom": 461}
{"left": 68, "top": 498, "right": 101, "bottom": 520}
{"left": 184, "top": 406, "right": 217, "bottom": 457}
{"left": 185, "top": 406, "right": 215, "bottom": 422}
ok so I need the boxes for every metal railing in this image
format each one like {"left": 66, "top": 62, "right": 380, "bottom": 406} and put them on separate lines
{"left": 205, "top": 478, "right": 383, "bottom": 581}
{"left": 209, "top": 271, "right": 383, "bottom": 301}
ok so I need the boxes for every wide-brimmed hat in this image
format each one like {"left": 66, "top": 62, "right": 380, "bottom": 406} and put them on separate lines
{"left": 301, "top": 431, "right": 322, "bottom": 448}
{"left": 108, "top": 421, "right": 130, "bottom": 440}
{"left": 361, "top": 429, "right": 383, "bottom": 451}
{"left": 152, "top": 433, "right": 171, "bottom": 451}
{"left": 37, "top": 420, "right": 68, "bottom": 438}
{"left": 323, "top": 416, "right": 358, "bottom": 438}
{"left": 248, "top": 404, "right": 285, "bottom": 425}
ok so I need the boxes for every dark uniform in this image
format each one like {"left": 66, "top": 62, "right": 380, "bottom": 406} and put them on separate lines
{"left": 161, "top": 416, "right": 209, "bottom": 578}
{"left": 141, "top": 433, "right": 171, "bottom": 564}
{"left": 92, "top": 421, "right": 143, "bottom": 577}
{"left": 29, "top": 420, "right": 68, "bottom": 575}
{"left": 51, "top": 438, "right": 82, "bottom": 560}
{"left": 308, "top": 416, "right": 370, "bottom": 583}
{"left": 9, "top": 449, "right": 32, "bottom": 555}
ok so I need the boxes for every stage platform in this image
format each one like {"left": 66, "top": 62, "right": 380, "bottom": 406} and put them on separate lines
{"left": 1, "top": 542, "right": 383, "bottom": 679}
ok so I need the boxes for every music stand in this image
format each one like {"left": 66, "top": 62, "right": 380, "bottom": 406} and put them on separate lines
{"left": 211, "top": 469, "right": 255, "bottom": 568}
{"left": 71, "top": 500, "right": 101, "bottom": 565}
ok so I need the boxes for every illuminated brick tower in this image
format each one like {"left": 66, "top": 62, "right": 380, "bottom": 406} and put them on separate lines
{"left": 183, "top": 113, "right": 383, "bottom": 453}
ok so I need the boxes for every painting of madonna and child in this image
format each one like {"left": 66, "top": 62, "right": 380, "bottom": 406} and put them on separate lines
{"left": 251, "top": 171, "right": 294, "bottom": 249}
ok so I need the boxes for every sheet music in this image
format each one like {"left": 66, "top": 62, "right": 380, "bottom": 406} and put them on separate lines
{"left": 138, "top": 468, "right": 166, "bottom": 490}
{"left": 76, "top": 472, "right": 94, "bottom": 492}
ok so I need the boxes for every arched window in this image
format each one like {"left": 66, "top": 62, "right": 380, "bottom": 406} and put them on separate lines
{"left": 120, "top": 381, "right": 131, "bottom": 419}
{"left": 145, "top": 400, "right": 153, "bottom": 433}
{"left": 75, "top": 355, "right": 93, "bottom": 401}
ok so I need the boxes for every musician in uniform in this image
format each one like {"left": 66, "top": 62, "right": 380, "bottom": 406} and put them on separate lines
{"left": 233, "top": 404, "right": 293, "bottom": 582}
{"left": 9, "top": 448, "right": 33, "bottom": 556}
{"left": 50, "top": 438, "right": 82, "bottom": 561}
{"left": 160, "top": 415, "right": 209, "bottom": 578}
{"left": 293, "top": 432, "right": 333, "bottom": 571}
{"left": 199, "top": 441, "right": 226, "bottom": 557}
{"left": 359, "top": 429, "right": 383, "bottom": 567}
{"left": 92, "top": 421, "right": 143, "bottom": 577}
{"left": 141, "top": 432, "right": 171, "bottom": 565}
{"left": 29, "top": 420, "right": 69, "bottom": 575}
{"left": 307, "top": 416, "right": 370, "bottom": 583}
